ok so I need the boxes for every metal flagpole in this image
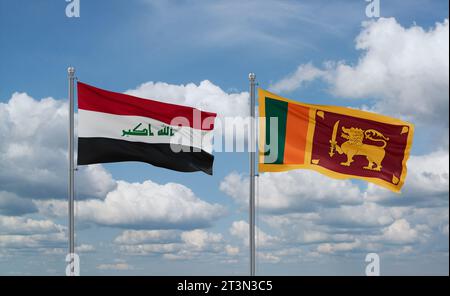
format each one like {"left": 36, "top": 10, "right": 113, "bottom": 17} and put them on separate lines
{"left": 249, "top": 73, "right": 256, "bottom": 276}
{"left": 68, "top": 67, "right": 75, "bottom": 276}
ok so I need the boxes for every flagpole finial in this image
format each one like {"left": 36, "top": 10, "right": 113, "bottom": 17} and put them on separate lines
{"left": 68, "top": 67, "right": 75, "bottom": 76}
{"left": 248, "top": 73, "right": 256, "bottom": 81}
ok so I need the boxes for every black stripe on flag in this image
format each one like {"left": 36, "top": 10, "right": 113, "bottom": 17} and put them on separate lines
{"left": 78, "top": 138, "right": 214, "bottom": 175}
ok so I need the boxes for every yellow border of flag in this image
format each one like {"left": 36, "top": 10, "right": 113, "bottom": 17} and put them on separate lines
{"left": 258, "top": 89, "right": 415, "bottom": 193}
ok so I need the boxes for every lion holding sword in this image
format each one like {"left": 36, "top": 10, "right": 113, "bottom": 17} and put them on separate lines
{"left": 329, "top": 121, "right": 389, "bottom": 172}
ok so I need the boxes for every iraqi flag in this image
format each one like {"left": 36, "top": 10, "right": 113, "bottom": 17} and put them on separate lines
{"left": 77, "top": 82, "right": 217, "bottom": 175}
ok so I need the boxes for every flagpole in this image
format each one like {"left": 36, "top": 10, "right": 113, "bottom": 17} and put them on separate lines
{"left": 249, "top": 73, "right": 256, "bottom": 276}
{"left": 68, "top": 66, "right": 75, "bottom": 276}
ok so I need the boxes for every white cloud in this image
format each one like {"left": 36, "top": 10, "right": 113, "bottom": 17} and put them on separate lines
{"left": 220, "top": 151, "right": 448, "bottom": 261}
{"left": 42, "top": 248, "right": 66, "bottom": 255}
{"left": 76, "top": 244, "right": 95, "bottom": 253}
{"left": 181, "top": 229, "right": 223, "bottom": 250}
{"left": 0, "top": 215, "right": 66, "bottom": 254}
{"left": 0, "top": 93, "right": 116, "bottom": 200}
{"left": 229, "top": 220, "right": 279, "bottom": 248}
{"left": 270, "top": 63, "right": 327, "bottom": 93}
{"left": 271, "top": 18, "right": 449, "bottom": 126}
{"left": 257, "top": 252, "right": 281, "bottom": 264}
{"left": 262, "top": 209, "right": 371, "bottom": 252}
{"left": 0, "top": 191, "right": 37, "bottom": 216}
{"left": 114, "top": 228, "right": 229, "bottom": 261}
{"left": 0, "top": 232, "right": 66, "bottom": 250}
{"left": 79, "top": 180, "right": 225, "bottom": 229}
{"left": 381, "top": 219, "right": 419, "bottom": 244}
{"left": 318, "top": 202, "right": 398, "bottom": 229}
{"left": 402, "top": 208, "right": 448, "bottom": 235}
{"left": 0, "top": 216, "right": 64, "bottom": 235}
{"left": 383, "top": 246, "right": 415, "bottom": 256}
{"left": 114, "top": 230, "right": 179, "bottom": 245}
{"left": 317, "top": 240, "right": 361, "bottom": 254}
{"left": 257, "top": 203, "right": 440, "bottom": 260}
{"left": 119, "top": 243, "right": 180, "bottom": 255}
{"left": 76, "top": 165, "right": 117, "bottom": 200}
{"left": 126, "top": 80, "right": 249, "bottom": 118}
{"left": 299, "top": 230, "right": 330, "bottom": 244}
{"left": 366, "top": 150, "right": 449, "bottom": 207}
{"left": 264, "top": 213, "right": 358, "bottom": 247}
{"left": 37, "top": 180, "right": 225, "bottom": 229}
{"left": 97, "top": 263, "right": 133, "bottom": 271}
{"left": 220, "top": 170, "right": 362, "bottom": 213}
{"left": 225, "top": 245, "right": 240, "bottom": 256}
{"left": 330, "top": 18, "right": 449, "bottom": 124}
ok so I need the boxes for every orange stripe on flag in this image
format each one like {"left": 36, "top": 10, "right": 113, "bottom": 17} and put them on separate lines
{"left": 283, "top": 103, "right": 310, "bottom": 164}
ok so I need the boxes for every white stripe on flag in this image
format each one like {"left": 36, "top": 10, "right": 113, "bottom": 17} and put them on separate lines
{"left": 78, "top": 109, "right": 214, "bottom": 153}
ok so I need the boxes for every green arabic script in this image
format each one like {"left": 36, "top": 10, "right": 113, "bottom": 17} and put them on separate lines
{"left": 122, "top": 123, "right": 176, "bottom": 137}
{"left": 122, "top": 123, "right": 154, "bottom": 137}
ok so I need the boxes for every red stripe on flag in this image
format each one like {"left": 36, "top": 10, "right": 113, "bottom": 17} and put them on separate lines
{"left": 77, "top": 82, "right": 217, "bottom": 131}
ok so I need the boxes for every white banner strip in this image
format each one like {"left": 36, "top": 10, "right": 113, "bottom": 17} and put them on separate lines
{"left": 78, "top": 109, "right": 214, "bottom": 153}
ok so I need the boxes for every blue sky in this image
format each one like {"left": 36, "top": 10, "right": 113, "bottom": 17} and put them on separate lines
{"left": 0, "top": 0, "right": 448, "bottom": 275}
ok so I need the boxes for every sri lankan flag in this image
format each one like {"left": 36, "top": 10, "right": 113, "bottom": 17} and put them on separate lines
{"left": 77, "top": 82, "right": 216, "bottom": 175}
{"left": 258, "top": 89, "right": 414, "bottom": 192}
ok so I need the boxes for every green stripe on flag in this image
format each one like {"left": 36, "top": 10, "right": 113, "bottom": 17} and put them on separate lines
{"left": 264, "top": 97, "right": 287, "bottom": 164}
